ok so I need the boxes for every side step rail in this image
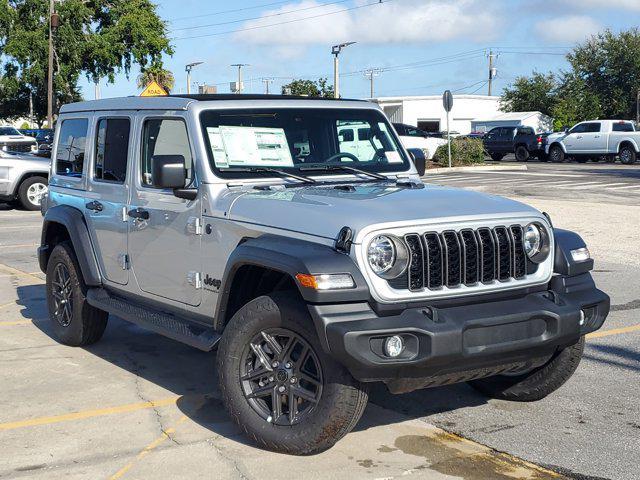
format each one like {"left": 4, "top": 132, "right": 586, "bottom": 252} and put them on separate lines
{"left": 86, "top": 288, "right": 220, "bottom": 351}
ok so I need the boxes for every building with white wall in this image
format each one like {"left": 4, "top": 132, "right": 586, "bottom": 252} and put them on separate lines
{"left": 372, "top": 95, "right": 502, "bottom": 135}
{"left": 471, "top": 111, "right": 553, "bottom": 134}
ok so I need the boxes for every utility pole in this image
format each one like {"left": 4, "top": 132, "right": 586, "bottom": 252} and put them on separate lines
{"left": 261, "top": 77, "right": 274, "bottom": 95}
{"left": 47, "top": 0, "right": 59, "bottom": 128}
{"left": 94, "top": 80, "right": 100, "bottom": 100}
{"left": 363, "top": 68, "right": 381, "bottom": 98}
{"left": 636, "top": 89, "right": 640, "bottom": 127}
{"left": 487, "top": 50, "right": 496, "bottom": 96}
{"left": 185, "top": 62, "right": 203, "bottom": 94}
{"left": 331, "top": 42, "right": 356, "bottom": 99}
{"left": 231, "top": 64, "right": 250, "bottom": 94}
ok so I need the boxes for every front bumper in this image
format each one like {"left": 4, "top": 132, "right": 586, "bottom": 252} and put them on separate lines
{"left": 309, "top": 273, "right": 609, "bottom": 388}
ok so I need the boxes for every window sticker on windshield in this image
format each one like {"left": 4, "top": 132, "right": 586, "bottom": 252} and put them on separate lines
{"left": 217, "top": 126, "right": 294, "bottom": 168}
{"left": 206, "top": 127, "right": 229, "bottom": 167}
{"left": 385, "top": 151, "right": 402, "bottom": 163}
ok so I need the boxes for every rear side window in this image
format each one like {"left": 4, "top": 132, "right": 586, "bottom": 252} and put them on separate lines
{"left": 613, "top": 122, "right": 634, "bottom": 132}
{"left": 56, "top": 119, "right": 88, "bottom": 177}
{"left": 141, "top": 119, "right": 193, "bottom": 188}
{"left": 94, "top": 118, "right": 130, "bottom": 183}
{"left": 358, "top": 127, "right": 371, "bottom": 141}
{"left": 517, "top": 127, "right": 533, "bottom": 135}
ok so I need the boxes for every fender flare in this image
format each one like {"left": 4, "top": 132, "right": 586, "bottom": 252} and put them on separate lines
{"left": 214, "top": 234, "right": 370, "bottom": 328}
{"left": 549, "top": 141, "right": 567, "bottom": 154}
{"left": 617, "top": 138, "right": 639, "bottom": 153}
{"left": 553, "top": 228, "right": 593, "bottom": 277}
{"left": 39, "top": 205, "right": 102, "bottom": 286}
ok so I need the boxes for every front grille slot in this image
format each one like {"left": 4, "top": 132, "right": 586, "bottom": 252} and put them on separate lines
{"left": 390, "top": 225, "right": 530, "bottom": 292}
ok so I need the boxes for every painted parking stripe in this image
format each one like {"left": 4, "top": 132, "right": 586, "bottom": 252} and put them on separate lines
{"left": 586, "top": 324, "right": 640, "bottom": 339}
{"left": 610, "top": 184, "right": 640, "bottom": 190}
{"left": 567, "top": 182, "right": 632, "bottom": 190}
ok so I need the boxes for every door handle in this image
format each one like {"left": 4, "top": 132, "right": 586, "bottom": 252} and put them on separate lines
{"left": 128, "top": 208, "right": 149, "bottom": 220}
{"left": 85, "top": 200, "right": 103, "bottom": 212}
{"left": 576, "top": 135, "right": 583, "bottom": 139}
{"left": 594, "top": 135, "right": 600, "bottom": 138}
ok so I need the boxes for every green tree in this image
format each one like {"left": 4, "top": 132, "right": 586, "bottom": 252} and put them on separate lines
{"left": 567, "top": 28, "right": 640, "bottom": 119}
{"left": 137, "top": 63, "right": 175, "bottom": 93}
{"left": 552, "top": 74, "right": 602, "bottom": 130}
{"left": 282, "top": 78, "right": 334, "bottom": 97}
{"left": 0, "top": 0, "right": 173, "bottom": 125}
{"left": 501, "top": 71, "right": 558, "bottom": 117}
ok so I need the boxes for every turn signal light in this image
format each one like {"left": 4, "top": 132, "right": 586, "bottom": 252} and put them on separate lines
{"left": 295, "top": 273, "right": 355, "bottom": 290}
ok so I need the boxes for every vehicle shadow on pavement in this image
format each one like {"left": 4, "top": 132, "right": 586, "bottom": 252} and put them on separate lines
{"left": 583, "top": 167, "right": 640, "bottom": 179}
{"left": 18, "top": 284, "right": 489, "bottom": 443}
{"left": 584, "top": 344, "right": 640, "bottom": 372}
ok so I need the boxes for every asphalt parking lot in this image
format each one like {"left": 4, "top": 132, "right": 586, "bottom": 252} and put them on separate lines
{"left": 0, "top": 161, "right": 638, "bottom": 480}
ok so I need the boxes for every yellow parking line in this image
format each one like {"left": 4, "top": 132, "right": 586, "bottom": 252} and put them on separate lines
{"left": 0, "top": 320, "right": 33, "bottom": 326}
{"left": 0, "top": 263, "right": 44, "bottom": 282}
{"left": 0, "top": 397, "right": 179, "bottom": 432}
{"left": 587, "top": 324, "right": 640, "bottom": 339}
{"left": 0, "top": 243, "right": 39, "bottom": 250}
{"left": 0, "top": 300, "right": 17, "bottom": 309}
{"left": 108, "top": 416, "right": 188, "bottom": 480}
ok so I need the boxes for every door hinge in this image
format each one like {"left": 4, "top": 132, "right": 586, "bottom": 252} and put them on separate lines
{"left": 187, "top": 271, "right": 202, "bottom": 289}
{"left": 121, "top": 206, "right": 128, "bottom": 222}
{"left": 186, "top": 216, "right": 203, "bottom": 236}
{"left": 119, "top": 253, "right": 130, "bottom": 270}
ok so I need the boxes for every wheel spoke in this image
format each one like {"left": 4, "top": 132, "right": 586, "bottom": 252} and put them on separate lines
{"left": 246, "top": 383, "right": 273, "bottom": 399}
{"left": 271, "top": 386, "right": 283, "bottom": 422}
{"left": 260, "top": 331, "right": 282, "bottom": 356}
{"left": 241, "top": 366, "right": 270, "bottom": 382}
{"left": 250, "top": 343, "right": 274, "bottom": 372}
{"left": 278, "top": 336, "right": 296, "bottom": 363}
{"left": 288, "top": 392, "right": 298, "bottom": 425}
{"left": 290, "top": 385, "right": 318, "bottom": 404}
{"left": 294, "top": 345, "right": 309, "bottom": 370}
{"left": 299, "top": 372, "right": 322, "bottom": 388}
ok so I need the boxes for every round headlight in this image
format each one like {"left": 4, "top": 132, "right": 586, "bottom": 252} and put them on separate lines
{"left": 367, "top": 235, "right": 408, "bottom": 279}
{"left": 524, "top": 223, "right": 542, "bottom": 258}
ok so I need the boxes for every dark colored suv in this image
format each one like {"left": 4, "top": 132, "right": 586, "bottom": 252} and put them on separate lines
{"left": 483, "top": 126, "right": 549, "bottom": 161}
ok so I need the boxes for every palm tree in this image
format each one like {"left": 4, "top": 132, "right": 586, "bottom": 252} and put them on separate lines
{"left": 137, "top": 64, "right": 175, "bottom": 93}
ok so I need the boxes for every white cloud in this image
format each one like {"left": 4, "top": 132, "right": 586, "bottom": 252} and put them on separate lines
{"left": 565, "top": 0, "right": 640, "bottom": 10}
{"left": 234, "top": 0, "right": 500, "bottom": 46}
{"left": 534, "top": 15, "right": 602, "bottom": 43}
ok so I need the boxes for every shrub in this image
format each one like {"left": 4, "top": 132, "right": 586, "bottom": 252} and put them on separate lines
{"left": 433, "top": 137, "right": 485, "bottom": 167}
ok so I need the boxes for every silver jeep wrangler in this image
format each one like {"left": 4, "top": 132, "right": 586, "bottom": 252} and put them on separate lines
{"left": 39, "top": 95, "right": 609, "bottom": 455}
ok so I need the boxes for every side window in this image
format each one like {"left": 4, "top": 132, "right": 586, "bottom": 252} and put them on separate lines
{"left": 94, "top": 118, "right": 130, "bottom": 183}
{"left": 357, "top": 127, "right": 371, "bottom": 141}
{"left": 570, "top": 123, "right": 587, "bottom": 134}
{"left": 612, "top": 122, "right": 634, "bottom": 132}
{"left": 141, "top": 119, "right": 193, "bottom": 188}
{"left": 585, "top": 122, "right": 601, "bottom": 133}
{"left": 56, "top": 119, "right": 88, "bottom": 177}
{"left": 339, "top": 128, "right": 354, "bottom": 142}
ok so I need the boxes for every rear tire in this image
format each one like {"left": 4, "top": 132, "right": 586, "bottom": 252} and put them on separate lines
{"left": 17, "top": 176, "right": 48, "bottom": 211}
{"left": 46, "top": 242, "right": 108, "bottom": 346}
{"left": 490, "top": 153, "right": 505, "bottom": 162}
{"left": 468, "top": 337, "right": 585, "bottom": 402}
{"left": 619, "top": 145, "right": 637, "bottom": 165}
{"left": 514, "top": 146, "right": 529, "bottom": 162}
{"left": 548, "top": 145, "right": 565, "bottom": 163}
{"left": 217, "top": 293, "right": 368, "bottom": 455}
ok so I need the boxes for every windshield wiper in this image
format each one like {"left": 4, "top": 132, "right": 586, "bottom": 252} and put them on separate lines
{"left": 299, "top": 164, "right": 388, "bottom": 181}
{"left": 224, "top": 167, "right": 316, "bottom": 184}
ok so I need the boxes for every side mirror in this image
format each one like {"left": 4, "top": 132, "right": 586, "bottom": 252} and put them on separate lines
{"left": 152, "top": 155, "right": 187, "bottom": 189}
{"left": 563, "top": 127, "right": 570, "bottom": 133}
{"left": 407, "top": 148, "right": 426, "bottom": 176}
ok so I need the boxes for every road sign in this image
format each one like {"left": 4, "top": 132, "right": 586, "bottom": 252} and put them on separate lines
{"left": 442, "top": 90, "right": 453, "bottom": 112}
{"left": 140, "top": 81, "right": 168, "bottom": 97}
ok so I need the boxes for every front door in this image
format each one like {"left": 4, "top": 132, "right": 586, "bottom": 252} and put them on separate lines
{"left": 128, "top": 116, "right": 202, "bottom": 306}
{"left": 84, "top": 116, "right": 131, "bottom": 286}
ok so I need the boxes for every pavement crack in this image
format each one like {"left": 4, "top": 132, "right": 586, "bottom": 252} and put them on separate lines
{"left": 610, "top": 299, "right": 640, "bottom": 312}
{"left": 206, "top": 437, "right": 252, "bottom": 480}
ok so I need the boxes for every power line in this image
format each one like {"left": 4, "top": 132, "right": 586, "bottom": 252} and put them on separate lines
{"left": 172, "top": 0, "right": 392, "bottom": 41}
{"left": 170, "top": 1, "right": 294, "bottom": 23}
{"left": 170, "top": 0, "right": 350, "bottom": 32}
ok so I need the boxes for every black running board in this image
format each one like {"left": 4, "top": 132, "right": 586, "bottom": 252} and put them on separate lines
{"left": 86, "top": 288, "right": 220, "bottom": 351}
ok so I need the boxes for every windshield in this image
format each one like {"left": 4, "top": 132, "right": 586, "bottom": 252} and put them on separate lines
{"left": 0, "top": 127, "right": 22, "bottom": 136}
{"left": 200, "top": 108, "right": 411, "bottom": 179}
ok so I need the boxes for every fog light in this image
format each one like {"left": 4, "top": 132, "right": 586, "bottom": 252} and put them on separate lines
{"left": 384, "top": 335, "right": 404, "bottom": 358}
{"left": 571, "top": 247, "right": 590, "bottom": 262}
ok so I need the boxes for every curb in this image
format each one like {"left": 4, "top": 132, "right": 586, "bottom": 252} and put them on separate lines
{"left": 425, "top": 164, "right": 528, "bottom": 175}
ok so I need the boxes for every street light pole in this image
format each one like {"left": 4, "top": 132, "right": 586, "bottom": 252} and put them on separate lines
{"left": 47, "top": 0, "right": 58, "bottom": 128}
{"left": 231, "top": 64, "right": 250, "bottom": 94}
{"left": 331, "top": 42, "right": 356, "bottom": 99}
{"left": 185, "top": 62, "right": 204, "bottom": 94}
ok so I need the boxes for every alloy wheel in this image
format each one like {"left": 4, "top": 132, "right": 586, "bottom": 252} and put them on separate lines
{"left": 27, "top": 182, "right": 47, "bottom": 206}
{"left": 240, "top": 328, "right": 323, "bottom": 426}
{"left": 51, "top": 263, "right": 73, "bottom": 327}
{"left": 620, "top": 149, "right": 632, "bottom": 164}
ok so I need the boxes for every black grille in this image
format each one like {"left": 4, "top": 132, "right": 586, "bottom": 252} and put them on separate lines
{"left": 396, "top": 225, "right": 529, "bottom": 292}
{"left": 1, "top": 142, "right": 35, "bottom": 153}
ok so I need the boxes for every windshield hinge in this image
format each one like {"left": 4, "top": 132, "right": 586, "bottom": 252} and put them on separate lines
{"left": 187, "top": 216, "right": 203, "bottom": 235}
{"left": 121, "top": 206, "right": 128, "bottom": 223}
{"left": 187, "top": 271, "right": 202, "bottom": 289}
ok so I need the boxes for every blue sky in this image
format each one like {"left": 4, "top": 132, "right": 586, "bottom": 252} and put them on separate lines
{"left": 79, "top": 0, "right": 640, "bottom": 100}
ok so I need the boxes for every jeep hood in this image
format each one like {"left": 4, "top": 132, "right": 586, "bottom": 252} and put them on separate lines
{"left": 227, "top": 182, "right": 542, "bottom": 241}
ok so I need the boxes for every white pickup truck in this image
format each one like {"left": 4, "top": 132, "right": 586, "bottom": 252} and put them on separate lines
{"left": 545, "top": 120, "right": 639, "bottom": 164}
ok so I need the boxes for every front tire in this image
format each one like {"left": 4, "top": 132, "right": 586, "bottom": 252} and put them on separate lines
{"left": 548, "top": 145, "right": 565, "bottom": 163}
{"left": 217, "top": 293, "right": 368, "bottom": 455}
{"left": 18, "top": 176, "right": 48, "bottom": 211}
{"left": 468, "top": 337, "right": 585, "bottom": 402}
{"left": 46, "top": 242, "right": 108, "bottom": 346}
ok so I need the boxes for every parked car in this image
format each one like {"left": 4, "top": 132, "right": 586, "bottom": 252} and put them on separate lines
{"left": 545, "top": 120, "right": 639, "bottom": 164}
{"left": 392, "top": 123, "right": 447, "bottom": 159}
{"left": 483, "top": 126, "right": 549, "bottom": 161}
{"left": 0, "top": 150, "right": 49, "bottom": 210}
{"left": 20, "top": 128, "right": 54, "bottom": 157}
{"left": 0, "top": 126, "right": 38, "bottom": 154}
{"left": 39, "top": 94, "right": 609, "bottom": 455}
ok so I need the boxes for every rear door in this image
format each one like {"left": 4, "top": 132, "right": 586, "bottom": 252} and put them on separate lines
{"left": 84, "top": 116, "right": 132, "bottom": 285}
